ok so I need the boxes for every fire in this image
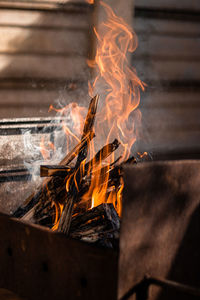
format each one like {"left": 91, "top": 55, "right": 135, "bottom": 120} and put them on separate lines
{"left": 52, "top": 202, "right": 64, "bottom": 231}
{"left": 83, "top": 1, "right": 144, "bottom": 214}
{"left": 40, "top": 1, "right": 144, "bottom": 228}
{"left": 40, "top": 137, "right": 55, "bottom": 161}
{"left": 88, "top": 1, "right": 144, "bottom": 158}
{"left": 86, "top": 0, "right": 94, "bottom": 4}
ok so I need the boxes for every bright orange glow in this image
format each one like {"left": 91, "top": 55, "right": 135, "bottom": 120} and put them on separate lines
{"left": 86, "top": 0, "right": 94, "bottom": 4}
{"left": 41, "top": 1, "right": 144, "bottom": 229}
{"left": 137, "top": 151, "right": 148, "bottom": 159}
{"left": 52, "top": 203, "right": 64, "bottom": 231}
{"left": 82, "top": 1, "right": 144, "bottom": 215}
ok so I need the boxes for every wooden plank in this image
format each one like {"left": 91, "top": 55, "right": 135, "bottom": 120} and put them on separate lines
{"left": 0, "top": 89, "right": 57, "bottom": 118}
{"left": 150, "top": 60, "right": 200, "bottom": 81}
{"left": 0, "top": 106, "right": 53, "bottom": 118}
{"left": 133, "top": 59, "right": 200, "bottom": 82}
{"left": 140, "top": 90, "right": 200, "bottom": 109}
{"left": 0, "top": 0, "right": 91, "bottom": 12}
{"left": 139, "top": 101, "right": 200, "bottom": 151}
{"left": 0, "top": 0, "right": 86, "bottom": 3}
{"left": 141, "top": 108, "right": 200, "bottom": 130}
{"left": 15, "top": 0, "right": 86, "bottom": 3}
{"left": 0, "top": 9, "right": 89, "bottom": 28}
{"left": 138, "top": 130, "right": 200, "bottom": 153}
{"left": 134, "top": 17, "right": 200, "bottom": 37}
{"left": 0, "top": 27, "right": 88, "bottom": 55}
{"left": 0, "top": 83, "right": 89, "bottom": 118}
{"left": 0, "top": 213, "right": 118, "bottom": 300}
{"left": 0, "top": 88, "right": 86, "bottom": 105}
{"left": 134, "top": 0, "right": 200, "bottom": 11}
{"left": 0, "top": 54, "right": 89, "bottom": 79}
{"left": 135, "top": 35, "right": 200, "bottom": 58}
{"left": 139, "top": 129, "right": 200, "bottom": 153}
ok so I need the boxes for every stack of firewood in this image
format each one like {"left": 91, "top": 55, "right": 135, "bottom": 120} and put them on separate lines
{"left": 13, "top": 95, "right": 137, "bottom": 248}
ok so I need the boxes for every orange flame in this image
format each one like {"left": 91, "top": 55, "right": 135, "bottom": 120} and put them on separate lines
{"left": 41, "top": 1, "right": 144, "bottom": 228}
{"left": 89, "top": 1, "right": 144, "bottom": 156}
{"left": 86, "top": 0, "right": 94, "bottom": 4}
{"left": 52, "top": 202, "right": 64, "bottom": 231}
{"left": 83, "top": 1, "right": 144, "bottom": 214}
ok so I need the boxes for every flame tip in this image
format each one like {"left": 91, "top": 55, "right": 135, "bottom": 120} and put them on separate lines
{"left": 49, "top": 0, "right": 145, "bottom": 225}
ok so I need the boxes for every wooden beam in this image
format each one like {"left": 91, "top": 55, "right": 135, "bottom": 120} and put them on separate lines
{"left": 0, "top": 1, "right": 91, "bottom": 13}
{"left": 134, "top": 0, "right": 200, "bottom": 12}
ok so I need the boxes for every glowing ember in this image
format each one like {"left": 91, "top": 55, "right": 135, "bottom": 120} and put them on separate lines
{"left": 40, "top": 1, "right": 144, "bottom": 229}
{"left": 86, "top": 0, "right": 94, "bottom": 4}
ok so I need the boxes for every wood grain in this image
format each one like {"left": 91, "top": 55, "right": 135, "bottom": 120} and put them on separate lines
{"left": 135, "top": 0, "right": 200, "bottom": 11}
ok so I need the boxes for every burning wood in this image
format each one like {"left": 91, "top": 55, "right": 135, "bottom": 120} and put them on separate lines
{"left": 12, "top": 94, "right": 126, "bottom": 247}
{"left": 57, "top": 94, "right": 99, "bottom": 234}
{"left": 40, "top": 165, "right": 71, "bottom": 178}
{"left": 12, "top": 0, "right": 146, "bottom": 249}
{"left": 11, "top": 93, "right": 138, "bottom": 247}
{"left": 57, "top": 138, "right": 120, "bottom": 234}
{"left": 70, "top": 203, "right": 120, "bottom": 248}
{"left": 75, "top": 94, "right": 98, "bottom": 166}
{"left": 12, "top": 127, "right": 95, "bottom": 220}
{"left": 40, "top": 139, "right": 120, "bottom": 178}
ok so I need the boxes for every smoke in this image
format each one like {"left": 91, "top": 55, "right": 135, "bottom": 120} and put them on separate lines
{"left": 22, "top": 1, "right": 146, "bottom": 183}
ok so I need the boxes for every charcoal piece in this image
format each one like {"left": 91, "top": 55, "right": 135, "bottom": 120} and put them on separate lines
{"left": 69, "top": 203, "right": 120, "bottom": 248}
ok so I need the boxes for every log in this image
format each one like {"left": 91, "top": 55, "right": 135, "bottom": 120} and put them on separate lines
{"left": 57, "top": 138, "right": 120, "bottom": 234}
{"left": 59, "top": 130, "right": 95, "bottom": 166}
{"left": 12, "top": 128, "right": 95, "bottom": 219}
{"left": 40, "top": 165, "right": 71, "bottom": 177}
{"left": 70, "top": 203, "right": 120, "bottom": 230}
{"left": 34, "top": 134, "right": 98, "bottom": 225}
{"left": 70, "top": 203, "right": 120, "bottom": 248}
{"left": 40, "top": 139, "right": 120, "bottom": 178}
{"left": 38, "top": 139, "right": 121, "bottom": 223}
{"left": 57, "top": 95, "right": 99, "bottom": 234}
{"left": 15, "top": 96, "right": 98, "bottom": 225}
{"left": 84, "top": 139, "right": 120, "bottom": 172}
{"left": 75, "top": 94, "right": 99, "bottom": 167}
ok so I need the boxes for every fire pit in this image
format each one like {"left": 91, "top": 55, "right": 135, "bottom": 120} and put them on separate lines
{"left": 0, "top": 1, "right": 200, "bottom": 300}
{"left": 1, "top": 161, "right": 200, "bottom": 300}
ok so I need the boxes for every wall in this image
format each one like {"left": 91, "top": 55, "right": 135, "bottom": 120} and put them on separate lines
{"left": 0, "top": 0, "right": 93, "bottom": 118}
{"left": 133, "top": 0, "right": 200, "bottom": 157}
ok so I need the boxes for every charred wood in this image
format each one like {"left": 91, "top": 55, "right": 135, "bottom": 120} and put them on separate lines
{"left": 75, "top": 95, "right": 99, "bottom": 167}
{"left": 34, "top": 145, "right": 123, "bottom": 225}
{"left": 58, "top": 130, "right": 95, "bottom": 166}
{"left": 40, "top": 165, "right": 71, "bottom": 177}
{"left": 12, "top": 130, "right": 95, "bottom": 219}
{"left": 57, "top": 139, "right": 120, "bottom": 234}
{"left": 85, "top": 139, "right": 120, "bottom": 172}
{"left": 39, "top": 139, "right": 120, "bottom": 179}
{"left": 57, "top": 96, "right": 99, "bottom": 234}
{"left": 70, "top": 203, "right": 120, "bottom": 230}
{"left": 70, "top": 203, "right": 120, "bottom": 248}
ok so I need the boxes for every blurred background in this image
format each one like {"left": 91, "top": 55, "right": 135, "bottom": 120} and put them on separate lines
{"left": 0, "top": 0, "right": 200, "bottom": 157}
{"left": 133, "top": 0, "right": 200, "bottom": 159}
